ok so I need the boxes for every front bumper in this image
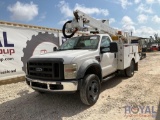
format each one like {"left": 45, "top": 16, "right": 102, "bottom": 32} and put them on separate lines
{"left": 26, "top": 77, "right": 78, "bottom": 92}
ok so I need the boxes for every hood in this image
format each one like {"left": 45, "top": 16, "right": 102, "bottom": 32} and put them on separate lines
{"left": 31, "top": 50, "right": 98, "bottom": 64}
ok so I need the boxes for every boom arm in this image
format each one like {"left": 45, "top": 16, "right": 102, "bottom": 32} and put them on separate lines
{"left": 73, "top": 10, "right": 117, "bottom": 35}
{"left": 62, "top": 10, "right": 129, "bottom": 41}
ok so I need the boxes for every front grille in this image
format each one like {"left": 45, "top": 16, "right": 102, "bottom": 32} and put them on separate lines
{"left": 27, "top": 58, "right": 64, "bottom": 80}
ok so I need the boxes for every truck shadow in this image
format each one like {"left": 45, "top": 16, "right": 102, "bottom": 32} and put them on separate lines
{"left": 0, "top": 90, "right": 88, "bottom": 120}
{"left": 101, "top": 74, "right": 126, "bottom": 92}
{"left": 0, "top": 75, "right": 125, "bottom": 120}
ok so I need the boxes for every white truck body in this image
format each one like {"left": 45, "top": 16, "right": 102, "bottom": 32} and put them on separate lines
{"left": 27, "top": 34, "right": 139, "bottom": 90}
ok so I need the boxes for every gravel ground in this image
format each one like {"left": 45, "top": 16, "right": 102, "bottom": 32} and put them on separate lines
{"left": 0, "top": 52, "right": 160, "bottom": 120}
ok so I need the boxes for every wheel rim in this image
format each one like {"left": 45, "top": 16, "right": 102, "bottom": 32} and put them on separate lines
{"left": 88, "top": 80, "right": 99, "bottom": 101}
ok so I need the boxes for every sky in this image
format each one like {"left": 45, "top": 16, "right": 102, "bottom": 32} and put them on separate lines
{"left": 0, "top": 0, "right": 160, "bottom": 38}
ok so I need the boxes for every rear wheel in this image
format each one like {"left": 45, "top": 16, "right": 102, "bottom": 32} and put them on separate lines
{"left": 80, "top": 74, "right": 100, "bottom": 106}
{"left": 125, "top": 60, "right": 135, "bottom": 77}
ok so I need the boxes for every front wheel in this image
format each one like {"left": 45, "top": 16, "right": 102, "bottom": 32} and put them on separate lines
{"left": 80, "top": 74, "right": 101, "bottom": 106}
{"left": 125, "top": 60, "right": 135, "bottom": 77}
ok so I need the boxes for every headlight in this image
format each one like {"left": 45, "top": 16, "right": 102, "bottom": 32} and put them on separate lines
{"left": 64, "top": 64, "right": 77, "bottom": 79}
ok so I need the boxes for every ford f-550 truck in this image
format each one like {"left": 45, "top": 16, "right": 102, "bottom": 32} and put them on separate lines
{"left": 25, "top": 10, "right": 139, "bottom": 105}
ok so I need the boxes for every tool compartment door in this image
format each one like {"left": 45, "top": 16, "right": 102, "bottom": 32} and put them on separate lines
{"left": 117, "top": 43, "right": 138, "bottom": 70}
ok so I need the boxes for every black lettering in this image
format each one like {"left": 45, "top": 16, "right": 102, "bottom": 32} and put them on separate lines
{"left": 3, "top": 32, "right": 14, "bottom": 47}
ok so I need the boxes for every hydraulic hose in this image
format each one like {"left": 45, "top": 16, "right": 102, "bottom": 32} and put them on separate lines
{"left": 62, "top": 20, "right": 78, "bottom": 38}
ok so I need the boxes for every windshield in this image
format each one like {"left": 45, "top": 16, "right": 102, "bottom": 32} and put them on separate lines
{"left": 59, "top": 35, "right": 100, "bottom": 50}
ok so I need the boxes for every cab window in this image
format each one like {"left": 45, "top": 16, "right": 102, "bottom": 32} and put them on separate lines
{"left": 100, "top": 36, "right": 111, "bottom": 52}
{"left": 100, "top": 36, "right": 111, "bottom": 47}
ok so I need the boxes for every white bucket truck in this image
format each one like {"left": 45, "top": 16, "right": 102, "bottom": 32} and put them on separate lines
{"left": 25, "top": 10, "right": 139, "bottom": 105}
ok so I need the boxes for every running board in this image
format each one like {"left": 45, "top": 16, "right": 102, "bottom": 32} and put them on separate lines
{"left": 102, "top": 74, "right": 116, "bottom": 82}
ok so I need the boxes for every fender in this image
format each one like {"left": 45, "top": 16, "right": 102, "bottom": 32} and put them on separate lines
{"left": 76, "top": 59, "right": 102, "bottom": 80}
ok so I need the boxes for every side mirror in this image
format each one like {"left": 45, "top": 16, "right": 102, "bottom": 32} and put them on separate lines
{"left": 53, "top": 47, "right": 57, "bottom": 51}
{"left": 110, "top": 42, "right": 118, "bottom": 53}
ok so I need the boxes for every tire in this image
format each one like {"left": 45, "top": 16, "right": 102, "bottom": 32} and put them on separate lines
{"left": 80, "top": 74, "right": 101, "bottom": 106}
{"left": 125, "top": 60, "right": 135, "bottom": 77}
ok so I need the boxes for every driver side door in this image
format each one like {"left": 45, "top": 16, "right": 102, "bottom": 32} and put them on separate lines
{"left": 100, "top": 36, "right": 117, "bottom": 77}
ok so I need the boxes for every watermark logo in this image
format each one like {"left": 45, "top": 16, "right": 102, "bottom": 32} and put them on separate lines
{"left": 124, "top": 104, "right": 157, "bottom": 118}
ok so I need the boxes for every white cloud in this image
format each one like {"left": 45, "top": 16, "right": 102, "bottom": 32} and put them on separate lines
{"left": 157, "top": 0, "right": 160, "bottom": 4}
{"left": 57, "top": 1, "right": 109, "bottom": 18}
{"left": 152, "top": 15, "right": 160, "bottom": 23}
{"left": 123, "top": 25, "right": 135, "bottom": 33}
{"left": 119, "top": 0, "right": 132, "bottom": 9}
{"left": 134, "top": 0, "right": 141, "bottom": 4}
{"left": 57, "top": 1, "right": 73, "bottom": 17}
{"left": 136, "top": 3, "right": 153, "bottom": 14}
{"left": 74, "top": 4, "right": 109, "bottom": 16}
{"left": 137, "top": 14, "right": 148, "bottom": 23}
{"left": 122, "top": 16, "right": 134, "bottom": 25}
{"left": 146, "top": 0, "right": 155, "bottom": 4}
{"left": 146, "top": 0, "right": 160, "bottom": 4}
{"left": 7, "top": 1, "right": 38, "bottom": 21}
{"left": 109, "top": 18, "right": 116, "bottom": 24}
{"left": 121, "top": 16, "right": 135, "bottom": 32}
{"left": 120, "top": 16, "right": 160, "bottom": 37}
{"left": 58, "top": 19, "right": 69, "bottom": 25}
{"left": 135, "top": 26, "right": 160, "bottom": 37}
